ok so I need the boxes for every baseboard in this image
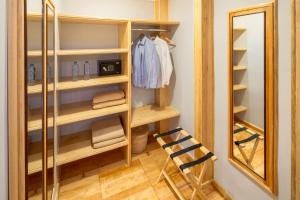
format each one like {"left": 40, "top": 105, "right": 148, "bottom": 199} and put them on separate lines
{"left": 211, "top": 180, "right": 233, "bottom": 200}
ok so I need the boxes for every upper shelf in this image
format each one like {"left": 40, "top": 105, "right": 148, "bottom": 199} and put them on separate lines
{"left": 28, "top": 75, "right": 129, "bottom": 95}
{"left": 59, "top": 14, "right": 128, "bottom": 25}
{"left": 28, "top": 48, "right": 128, "bottom": 57}
{"left": 27, "top": 13, "right": 180, "bottom": 26}
{"left": 58, "top": 48, "right": 128, "bottom": 56}
{"left": 131, "top": 19, "right": 180, "bottom": 26}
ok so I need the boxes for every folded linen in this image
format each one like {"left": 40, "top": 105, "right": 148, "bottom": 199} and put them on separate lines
{"left": 93, "top": 90, "right": 125, "bottom": 105}
{"left": 92, "top": 117, "right": 125, "bottom": 144}
{"left": 92, "top": 136, "right": 126, "bottom": 149}
{"left": 92, "top": 99, "right": 126, "bottom": 110}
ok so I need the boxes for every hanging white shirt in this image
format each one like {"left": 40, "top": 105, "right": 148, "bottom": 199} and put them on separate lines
{"left": 153, "top": 36, "right": 173, "bottom": 87}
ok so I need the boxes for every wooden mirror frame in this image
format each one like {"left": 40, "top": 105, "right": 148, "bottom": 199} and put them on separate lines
{"left": 228, "top": 2, "right": 278, "bottom": 195}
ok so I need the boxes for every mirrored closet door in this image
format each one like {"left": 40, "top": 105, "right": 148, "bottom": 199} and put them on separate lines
{"left": 26, "top": 0, "right": 58, "bottom": 199}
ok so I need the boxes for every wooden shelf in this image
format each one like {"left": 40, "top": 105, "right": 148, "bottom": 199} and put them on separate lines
{"left": 28, "top": 102, "right": 129, "bottom": 132}
{"left": 234, "top": 106, "right": 247, "bottom": 114}
{"left": 233, "top": 84, "right": 247, "bottom": 91}
{"left": 58, "top": 48, "right": 128, "bottom": 56}
{"left": 28, "top": 50, "right": 54, "bottom": 57}
{"left": 28, "top": 130, "right": 128, "bottom": 174}
{"left": 28, "top": 48, "right": 128, "bottom": 57}
{"left": 131, "top": 105, "right": 180, "bottom": 128}
{"left": 131, "top": 19, "right": 180, "bottom": 26}
{"left": 28, "top": 13, "right": 179, "bottom": 26}
{"left": 233, "top": 48, "right": 247, "bottom": 52}
{"left": 233, "top": 65, "right": 247, "bottom": 71}
{"left": 59, "top": 14, "right": 128, "bottom": 24}
{"left": 28, "top": 75, "right": 129, "bottom": 95}
{"left": 233, "top": 28, "right": 246, "bottom": 32}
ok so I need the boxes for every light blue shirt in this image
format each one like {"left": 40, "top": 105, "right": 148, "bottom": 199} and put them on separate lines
{"left": 132, "top": 36, "right": 161, "bottom": 89}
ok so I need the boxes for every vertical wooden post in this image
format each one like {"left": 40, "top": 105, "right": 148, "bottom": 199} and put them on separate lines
{"left": 119, "top": 22, "right": 132, "bottom": 166}
{"left": 154, "top": 0, "right": 171, "bottom": 133}
{"left": 292, "top": 0, "right": 300, "bottom": 199}
{"left": 8, "top": 0, "right": 26, "bottom": 199}
{"left": 194, "top": 0, "right": 214, "bottom": 180}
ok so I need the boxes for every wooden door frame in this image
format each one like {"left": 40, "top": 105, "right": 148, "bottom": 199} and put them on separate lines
{"left": 7, "top": 0, "right": 26, "bottom": 199}
{"left": 291, "top": 0, "right": 300, "bottom": 199}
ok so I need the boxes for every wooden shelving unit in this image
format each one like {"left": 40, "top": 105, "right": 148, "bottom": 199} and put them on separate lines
{"left": 233, "top": 84, "right": 247, "bottom": 91}
{"left": 28, "top": 130, "right": 128, "bottom": 174}
{"left": 233, "top": 27, "right": 247, "bottom": 118}
{"left": 28, "top": 75, "right": 129, "bottom": 94}
{"left": 27, "top": 12, "right": 180, "bottom": 174}
{"left": 131, "top": 105, "right": 180, "bottom": 128}
{"left": 28, "top": 102, "right": 129, "bottom": 132}
{"left": 234, "top": 106, "right": 247, "bottom": 114}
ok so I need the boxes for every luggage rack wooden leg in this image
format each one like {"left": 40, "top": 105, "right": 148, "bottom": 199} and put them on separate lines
{"left": 154, "top": 128, "right": 217, "bottom": 200}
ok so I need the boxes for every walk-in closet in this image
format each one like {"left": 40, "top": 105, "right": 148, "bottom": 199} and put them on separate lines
{"left": 4, "top": 0, "right": 296, "bottom": 200}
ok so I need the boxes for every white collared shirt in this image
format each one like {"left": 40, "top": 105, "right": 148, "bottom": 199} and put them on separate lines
{"left": 153, "top": 36, "right": 173, "bottom": 87}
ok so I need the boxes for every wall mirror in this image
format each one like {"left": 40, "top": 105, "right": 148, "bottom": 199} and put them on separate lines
{"left": 228, "top": 2, "right": 277, "bottom": 194}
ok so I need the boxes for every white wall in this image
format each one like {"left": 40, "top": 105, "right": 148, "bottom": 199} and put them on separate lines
{"left": 60, "top": 0, "right": 153, "bottom": 20}
{"left": 0, "top": 0, "right": 7, "bottom": 199}
{"left": 169, "top": 0, "right": 195, "bottom": 135}
{"left": 214, "top": 0, "right": 291, "bottom": 200}
{"left": 233, "top": 13, "right": 265, "bottom": 129}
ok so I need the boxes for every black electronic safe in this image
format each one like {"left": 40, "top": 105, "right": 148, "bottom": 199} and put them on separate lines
{"left": 98, "top": 59, "right": 122, "bottom": 76}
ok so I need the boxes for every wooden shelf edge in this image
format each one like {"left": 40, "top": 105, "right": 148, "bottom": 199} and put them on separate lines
{"left": 233, "top": 84, "right": 247, "bottom": 91}
{"left": 233, "top": 28, "right": 246, "bottom": 32}
{"left": 131, "top": 19, "right": 180, "bottom": 26}
{"left": 27, "top": 75, "right": 129, "bottom": 95}
{"left": 59, "top": 14, "right": 128, "bottom": 24}
{"left": 233, "top": 66, "right": 247, "bottom": 71}
{"left": 58, "top": 48, "right": 128, "bottom": 56}
{"left": 28, "top": 130, "right": 128, "bottom": 175}
{"left": 131, "top": 105, "right": 180, "bottom": 128}
{"left": 234, "top": 106, "right": 247, "bottom": 114}
{"left": 233, "top": 48, "right": 247, "bottom": 52}
{"left": 28, "top": 103, "right": 129, "bottom": 132}
{"left": 28, "top": 48, "right": 128, "bottom": 57}
{"left": 28, "top": 13, "right": 179, "bottom": 26}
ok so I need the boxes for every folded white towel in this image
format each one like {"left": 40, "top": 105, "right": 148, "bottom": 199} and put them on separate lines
{"left": 93, "top": 90, "right": 125, "bottom": 105}
{"left": 92, "top": 117, "right": 125, "bottom": 144}
{"left": 92, "top": 136, "right": 126, "bottom": 149}
{"left": 92, "top": 99, "right": 126, "bottom": 110}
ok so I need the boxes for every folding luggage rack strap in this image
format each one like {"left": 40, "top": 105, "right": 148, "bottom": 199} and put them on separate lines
{"left": 153, "top": 128, "right": 217, "bottom": 200}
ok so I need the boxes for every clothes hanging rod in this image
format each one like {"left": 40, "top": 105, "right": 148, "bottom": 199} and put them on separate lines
{"left": 132, "top": 28, "right": 168, "bottom": 32}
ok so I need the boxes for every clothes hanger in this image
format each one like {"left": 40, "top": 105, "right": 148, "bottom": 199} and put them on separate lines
{"left": 139, "top": 33, "right": 145, "bottom": 40}
{"left": 159, "top": 32, "right": 176, "bottom": 47}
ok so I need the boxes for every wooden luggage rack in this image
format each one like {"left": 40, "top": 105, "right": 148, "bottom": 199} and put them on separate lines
{"left": 233, "top": 123, "right": 264, "bottom": 169}
{"left": 154, "top": 128, "right": 217, "bottom": 200}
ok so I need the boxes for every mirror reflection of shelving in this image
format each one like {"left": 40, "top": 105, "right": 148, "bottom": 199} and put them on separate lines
{"left": 233, "top": 26, "right": 247, "bottom": 115}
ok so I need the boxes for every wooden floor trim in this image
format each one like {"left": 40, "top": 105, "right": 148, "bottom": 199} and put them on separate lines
{"left": 211, "top": 180, "right": 233, "bottom": 200}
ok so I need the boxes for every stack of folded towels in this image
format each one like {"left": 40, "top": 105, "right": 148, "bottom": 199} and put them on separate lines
{"left": 91, "top": 117, "right": 125, "bottom": 149}
{"left": 92, "top": 90, "right": 126, "bottom": 110}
